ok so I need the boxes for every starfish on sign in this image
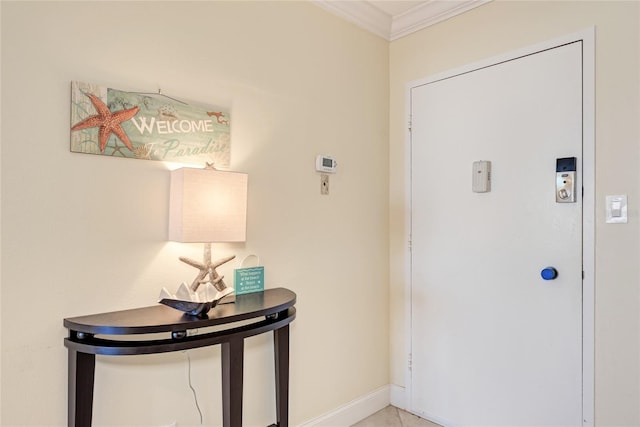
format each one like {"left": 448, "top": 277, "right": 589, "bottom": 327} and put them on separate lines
{"left": 71, "top": 93, "right": 140, "bottom": 152}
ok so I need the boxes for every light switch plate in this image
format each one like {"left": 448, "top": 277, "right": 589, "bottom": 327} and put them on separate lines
{"left": 321, "top": 174, "right": 329, "bottom": 195}
{"left": 606, "top": 195, "right": 627, "bottom": 223}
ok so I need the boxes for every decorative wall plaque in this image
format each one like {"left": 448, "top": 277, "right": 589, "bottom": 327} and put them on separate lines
{"left": 70, "top": 81, "right": 230, "bottom": 166}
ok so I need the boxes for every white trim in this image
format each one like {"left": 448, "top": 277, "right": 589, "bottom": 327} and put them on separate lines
{"left": 404, "top": 28, "right": 596, "bottom": 426}
{"left": 389, "top": 384, "right": 406, "bottom": 410}
{"left": 390, "top": 0, "right": 492, "bottom": 41}
{"left": 403, "top": 67, "right": 414, "bottom": 420}
{"left": 297, "top": 385, "right": 390, "bottom": 427}
{"left": 311, "top": 0, "right": 490, "bottom": 41}
{"left": 311, "top": 0, "right": 390, "bottom": 40}
{"left": 580, "top": 27, "right": 596, "bottom": 427}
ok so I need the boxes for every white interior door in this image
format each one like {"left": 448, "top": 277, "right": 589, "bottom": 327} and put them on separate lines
{"left": 410, "top": 41, "right": 584, "bottom": 426}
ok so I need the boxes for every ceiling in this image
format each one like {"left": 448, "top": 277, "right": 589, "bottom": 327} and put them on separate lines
{"left": 312, "top": 0, "right": 491, "bottom": 41}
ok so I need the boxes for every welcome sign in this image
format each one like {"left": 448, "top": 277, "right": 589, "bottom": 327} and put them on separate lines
{"left": 70, "top": 81, "right": 230, "bottom": 166}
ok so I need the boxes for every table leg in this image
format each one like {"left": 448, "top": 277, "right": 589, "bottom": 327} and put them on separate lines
{"left": 222, "top": 337, "right": 244, "bottom": 427}
{"left": 274, "top": 324, "right": 290, "bottom": 427}
{"left": 68, "top": 350, "right": 95, "bottom": 427}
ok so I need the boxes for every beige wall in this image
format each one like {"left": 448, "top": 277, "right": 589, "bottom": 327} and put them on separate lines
{"left": 0, "top": 2, "right": 389, "bottom": 425}
{"left": 389, "top": 1, "right": 640, "bottom": 425}
{"left": 3, "top": 0, "right": 640, "bottom": 425}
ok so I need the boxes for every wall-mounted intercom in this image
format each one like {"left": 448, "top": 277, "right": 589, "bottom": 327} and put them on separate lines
{"left": 556, "top": 157, "right": 577, "bottom": 203}
{"left": 472, "top": 160, "right": 491, "bottom": 193}
{"left": 316, "top": 155, "right": 337, "bottom": 173}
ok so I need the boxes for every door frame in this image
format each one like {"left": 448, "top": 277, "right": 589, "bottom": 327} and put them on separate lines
{"left": 403, "top": 28, "right": 595, "bottom": 426}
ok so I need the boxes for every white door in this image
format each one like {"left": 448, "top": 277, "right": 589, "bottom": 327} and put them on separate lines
{"left": 410, "top": 41, "right": 584, "bottom": 426}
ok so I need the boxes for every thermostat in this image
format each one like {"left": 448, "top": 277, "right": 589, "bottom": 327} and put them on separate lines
{"left": 316, "top": 155, "right": 337, "bottom": 173}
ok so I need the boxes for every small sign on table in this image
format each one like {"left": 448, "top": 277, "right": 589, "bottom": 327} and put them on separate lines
{"left": 234, "top": 256, "right": 264, "bottom": 295}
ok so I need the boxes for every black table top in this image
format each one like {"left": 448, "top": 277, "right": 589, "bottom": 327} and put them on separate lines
{"left": 64, "top": 287, "right": 296, "bottom": 335}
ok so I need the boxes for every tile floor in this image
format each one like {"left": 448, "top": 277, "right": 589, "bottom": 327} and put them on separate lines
{"left": 351, "top": 405, "right": 441, "bottom": 427}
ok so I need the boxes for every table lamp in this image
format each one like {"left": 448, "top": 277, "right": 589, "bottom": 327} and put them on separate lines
{"left": 168, "top": 165, "right": 248, "bottom": 293}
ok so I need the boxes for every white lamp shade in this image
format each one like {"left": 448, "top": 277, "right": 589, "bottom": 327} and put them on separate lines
{"left": 169, "top": 168, "right": 248, "bottom": 243}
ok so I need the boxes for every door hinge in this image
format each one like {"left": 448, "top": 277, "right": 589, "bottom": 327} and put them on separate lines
{"left": 408, "top": 117, "right": 412, "bottom": 133}
{"left": 408, "top": 352, "right": 412, "bottom": 371}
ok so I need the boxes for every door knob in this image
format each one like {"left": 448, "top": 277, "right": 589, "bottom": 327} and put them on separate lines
{"left": 541, "top": 267, "right": 558, "bottom": 280}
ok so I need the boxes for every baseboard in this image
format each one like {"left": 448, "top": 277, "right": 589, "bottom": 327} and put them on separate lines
{"left": 298, "top": 385, "right": 390, "bottom": 426}
{"left": 389, "top": 384, "right": 406, "bottom": 410}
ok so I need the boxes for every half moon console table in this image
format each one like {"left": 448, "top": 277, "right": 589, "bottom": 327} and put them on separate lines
{"left": 63, "top": 287, "right": 296, "bottom": 427}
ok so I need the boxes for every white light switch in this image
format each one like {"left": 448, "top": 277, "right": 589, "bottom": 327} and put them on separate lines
{"left": 606, "top": 195, "right": 627, "bottom": 223}
{"left": 611, "top": 201, "right": 622, "bottom": 217}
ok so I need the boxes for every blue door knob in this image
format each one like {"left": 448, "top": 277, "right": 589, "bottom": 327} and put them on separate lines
{"left": 541, "top": 267, "right": 558, "bottom": 280}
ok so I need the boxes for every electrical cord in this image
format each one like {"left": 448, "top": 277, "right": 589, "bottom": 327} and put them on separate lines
{"left": 185, "top": 351, "right": 203, "bottom": 424}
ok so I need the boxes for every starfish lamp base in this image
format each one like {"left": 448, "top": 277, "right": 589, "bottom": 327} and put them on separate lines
{"left": 179, "top": 242, "right": 236, "bottom": 292}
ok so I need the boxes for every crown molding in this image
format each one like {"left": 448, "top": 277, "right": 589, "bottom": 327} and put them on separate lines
{"left": 311, "top": 0, "right": 391, "bottom": 40}
{"left": 390, "top": 0, "right": 492, "bottom": 41}
{"left": 312, "top": 0, "right": 492, "bottom": 41}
